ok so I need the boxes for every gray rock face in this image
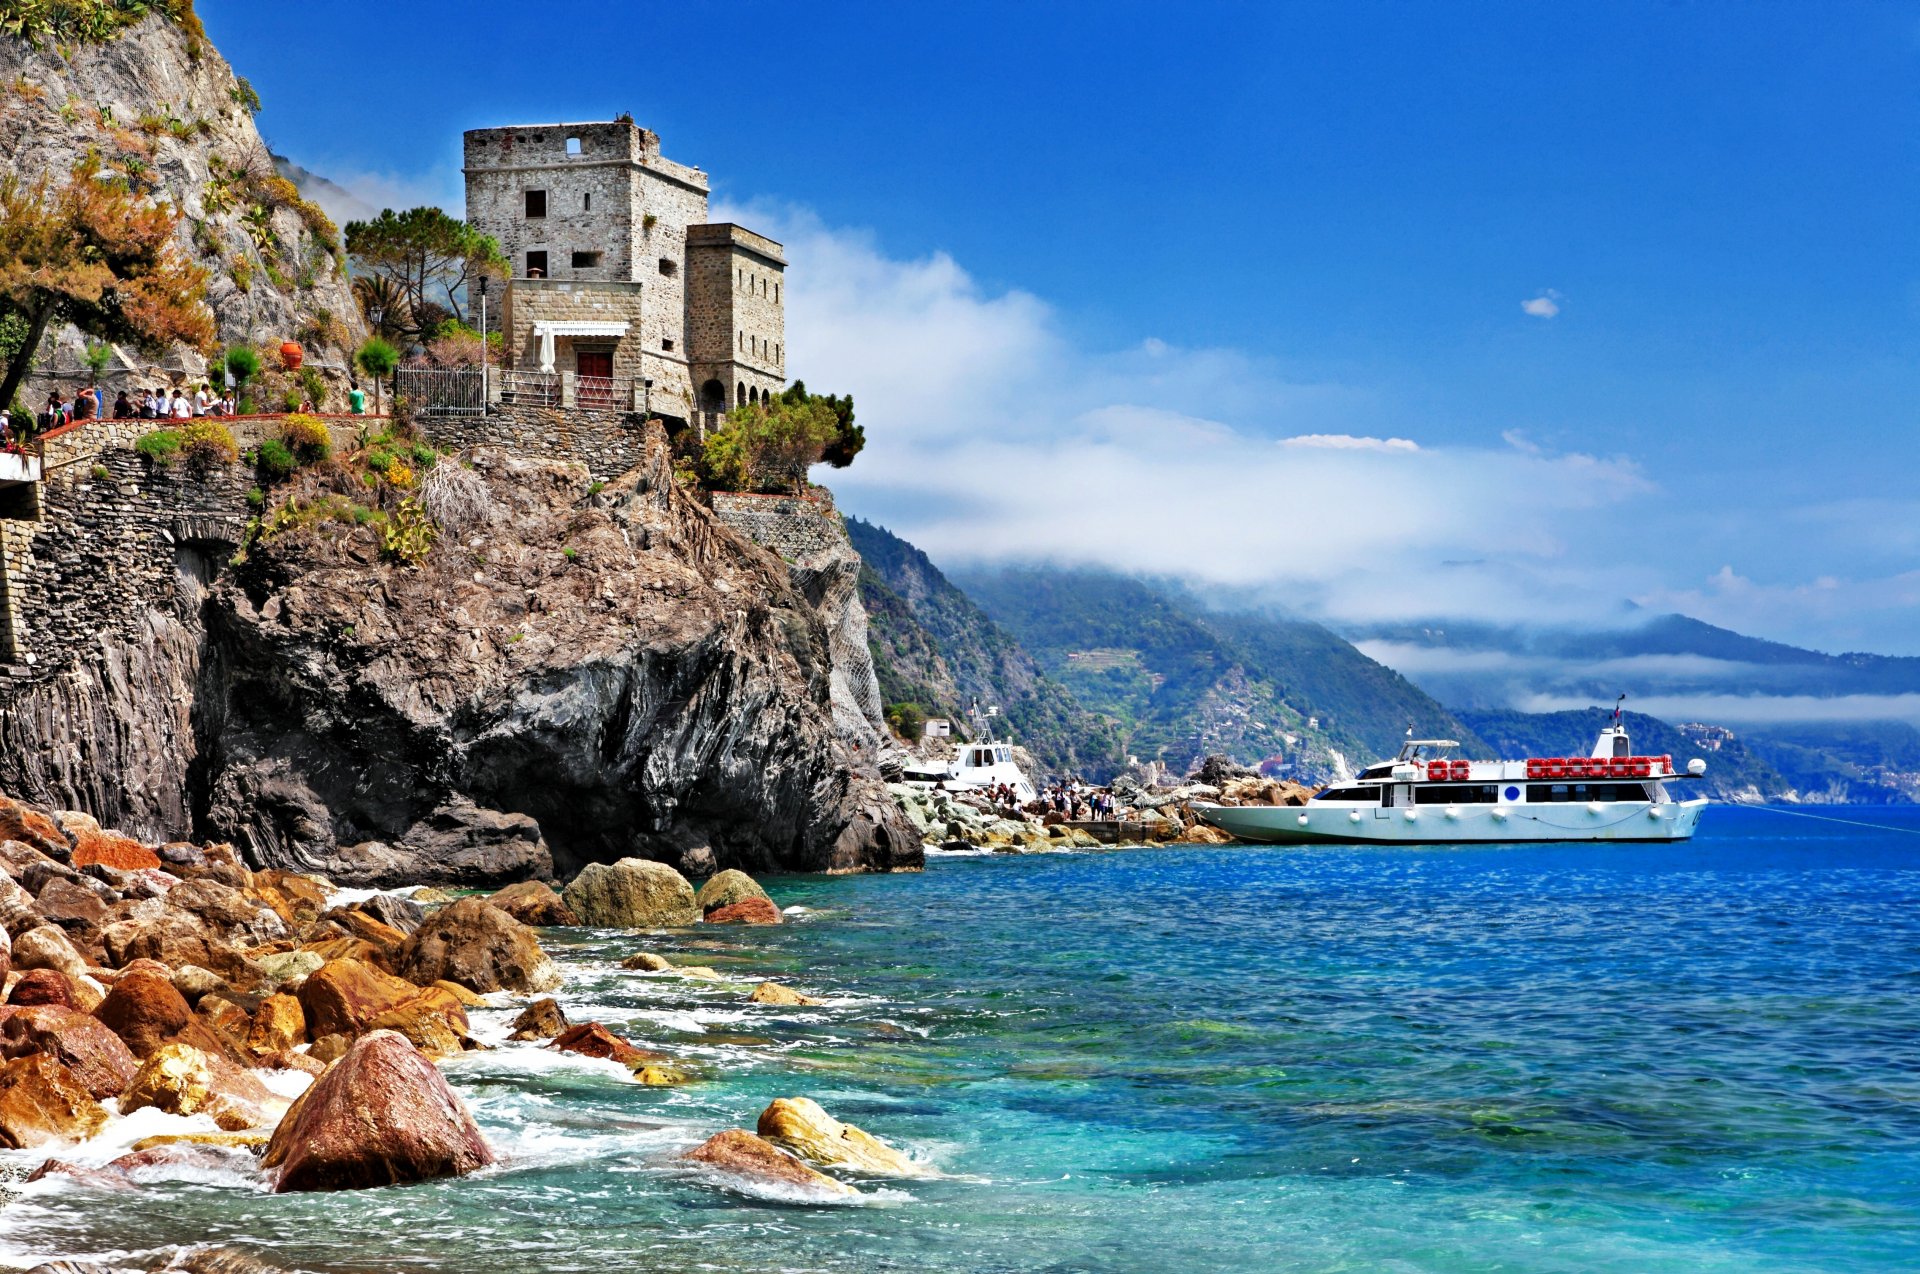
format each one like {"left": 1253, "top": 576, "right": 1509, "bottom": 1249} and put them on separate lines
{"left": 195, "top": 442, "right": 921, "bottom": 884}
{"left": 564, "top": 858, "right": 700, "bottom": 929}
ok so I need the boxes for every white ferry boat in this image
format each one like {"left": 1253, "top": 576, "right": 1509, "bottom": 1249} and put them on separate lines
{"left": 898, "top": 705, "right": 1039, "bottom": 803}
{"left": 1195, "top": 719, "right": 1708, "bottom": 845}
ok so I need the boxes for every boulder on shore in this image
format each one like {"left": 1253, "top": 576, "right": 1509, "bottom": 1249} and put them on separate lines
{"left": 366, "top": 986, "right": 472, "bottom": 1058}
{"left": 1, "top": 1005, "right": 139, "bottom": 1099}
{"left": 706, "top": 897, "right": 783, "bottom": 925}
{"left": 267, "top": 1030, "right": 495, "bottom": 1193}
{"left": 0, "top": 1053, "right": 109, "bottom": 1148}
{"left": 246, "top": 993, "right": 307, "bottom": 1056}
{"left": 11, "top": 924, "right": 87, "bottom": 979}
{"left": 8, "top": 968, "right": 75, "bottom": 1009}
{"left": 295, "top": 958, "right": 423, "bottom": 1040}
{"left": 487, "top": 880, "right": 579, "bottom": 927}
{"left": 119, "top": 1042, "right": 279, "bottom": 1131}
{"left": 694, "top": 868, "right": 772, "bottom": 916}
{"left": 756, "top": 1096, "right": 928, "bottom": 1177}
{"left": 389, "top": 897, "right": 562, "bottom": 994}
{"left": 683, "top": 1128, "right": 854, "bottom": 1198}
{"left": 92, "top": 962, "right": 203, "bottom": 1059}
{"left": 563, "top": 859, "right": 700, "bottom": 928}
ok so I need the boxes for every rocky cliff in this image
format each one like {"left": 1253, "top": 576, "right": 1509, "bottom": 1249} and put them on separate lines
{"left": 195, "top": 435, "right": 920, "bottom": 883}
{"left": 0, "top": 10, "right": 364, "bottom": 394}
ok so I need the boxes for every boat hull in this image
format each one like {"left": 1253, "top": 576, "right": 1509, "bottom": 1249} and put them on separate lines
{"left": 1195, "top": 799, "right": 1708, "bottom": 845}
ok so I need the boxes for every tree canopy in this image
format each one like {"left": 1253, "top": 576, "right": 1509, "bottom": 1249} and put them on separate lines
{"left": 344, "top": 207, "right": 505, "bottom": 343}
{"left": 699, "top": 395, "right": 842, "bottom": 493}
{"left": 781, "top": 380, "right": 863, "bottom": 468}
{"left": 0, "top": 154, "right": 216, "bottom": 413}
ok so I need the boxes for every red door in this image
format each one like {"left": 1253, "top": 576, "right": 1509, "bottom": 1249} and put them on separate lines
{"left": 576, "top": 350, "right": 614, "bottom": 408}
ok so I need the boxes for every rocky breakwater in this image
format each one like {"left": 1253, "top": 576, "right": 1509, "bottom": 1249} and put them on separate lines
{"left": 194, "top": 440, "right": 920, "bottom": 884}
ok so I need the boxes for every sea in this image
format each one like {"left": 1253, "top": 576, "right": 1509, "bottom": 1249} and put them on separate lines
{"left": 5, "top": 804, "right": 1920, "bottom": 1272}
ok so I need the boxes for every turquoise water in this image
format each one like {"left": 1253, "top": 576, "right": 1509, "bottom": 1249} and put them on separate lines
{"left": 6, "top": 805, "right": 1920, "bottom": 1271}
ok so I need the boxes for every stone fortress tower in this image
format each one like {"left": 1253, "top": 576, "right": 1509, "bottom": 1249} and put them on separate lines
{"left": 463, "top": 119, "right": 787, "bottom": 431}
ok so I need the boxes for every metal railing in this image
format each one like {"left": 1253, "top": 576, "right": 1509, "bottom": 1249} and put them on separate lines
{"left": 396, "top": 367, "right": 487, "bottom": 417}
{"left": 577, "top": 374, "right": 618, "bottom": 411}
{"left": 501, "top": 369, "right": 560, "bottom": 408}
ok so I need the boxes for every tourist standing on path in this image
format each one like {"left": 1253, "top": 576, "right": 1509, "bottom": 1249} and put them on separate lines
{"left": 348, "top": 381, "right": 366, "bottom": 415}
{"left": 112, "top": 391, "right": 133, "bottom": 419}
{"left": 170, "top": 389, "right": 192, "bottom": 420}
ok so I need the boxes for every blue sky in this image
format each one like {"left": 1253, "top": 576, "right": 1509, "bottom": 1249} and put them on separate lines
{"left": 203, "top": 1, "right": 1920, "bottom": 655}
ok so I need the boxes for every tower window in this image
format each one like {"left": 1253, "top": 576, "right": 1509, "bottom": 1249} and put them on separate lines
{"left": 525, "top": 189, "right": 547, "bottom": 218}
{"left": 774, "top": 282, "right": 780, "bottom": 304}
{"left": 662, "top": 338, "right": 675, "bottom": 352}
{"left": 583, "top": 192, "right": 591, "bottom": 211}
{"left": 658, "top": 258, "right": 677, "bottom": 277}
{"left": 525, "top": 250, "right": 548, "bottom": 278}
{"left": 565, "top": 135, "right": 582, "bottom": 156}
{"left": 571, "top": 250, "right": 602, "bottom": 269}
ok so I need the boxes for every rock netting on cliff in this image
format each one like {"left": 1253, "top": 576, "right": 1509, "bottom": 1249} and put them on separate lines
{"left": 196, "top": 434, "right": 920, "bottom": 883}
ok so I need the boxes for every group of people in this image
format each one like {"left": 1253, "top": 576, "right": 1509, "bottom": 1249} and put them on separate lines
{"left": 1041, "top": 782, "right": 1115, "bottom": 821}
{"left": 35, "top": 383, "right": 239, "bottom": 431}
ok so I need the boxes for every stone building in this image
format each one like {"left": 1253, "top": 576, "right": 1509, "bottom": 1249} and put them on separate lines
{"left": 463, "top": 120, "right": 787, "bottom": 431}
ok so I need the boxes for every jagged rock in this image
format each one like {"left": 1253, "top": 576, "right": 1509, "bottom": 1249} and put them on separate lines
{"left": 683, "top": 1129, "right": 854, "bottom": 1198}
{"left": 749, "top": 982, "right": 822, "bottom": 1007}
{"left": 355, "top": 893, "right": 426, "bottom": 936}
{"left": 0, "top": 798, "right": 71, "bottom": 862}
{"left": 564, "top": 858, "right": 700, "bottom": 928}
{"left": 1189, "top": 755, "right": 1258, "bottom": 787}
{"left": 0, "top": 1054, "right": 109, "bottom": 1148}
{"left": 32, "top": 877, "right": 111, "bottom": 933}
{"left": 250, "top": 869, "right": 331, "bottom": 924}
{"left": 549, "top": 1021, "right": 662, "bottom": 1069}
{"left": 695, "top": 868, "right": 772, "bottom": 915}
{"left": 9, "top": 969, "right": 76, "bottom": 1009}
{"left": 55, "top": 812, "right": 161, "bottom": 872}
{"left": 508, "top": 997, "right": 568, "bottom": 1041}
{"left": 165, "top": 879, "right": 287, "bottom": 946}
{"left": 706, "top": 897, "right": 783, "bottom": 925}
{"left": 366, "top": 986, "right": 472, "bottom": 1058}
{"left": 246, "top": 993, "right": 306, "bottom": 1056}
{"left": 295, "top": 958, "right": 421, "bottom": 1040}
{"left": 100, "top": 912, "right": 259, "bottom": 988}
{"left": 1, "top": 1006, "right": 139, "bottom": 1099}
{"left": 119, "top": 1042, "right": 278, "bottom": 1131}
{"left": 267, "top": 1031, "right": 495, "bottom": 1193}
{"left": 318, "top": 906, "right": 410, "bottom": 951}
{"left": 0, "top": 872, "right": 41, "bottom": 936}
{"left": 487, "top": 880, "right": 579, "bottom": 927}
{"left": 756, "top": 1096, "right": 928, "bottom": 1176}
{"left": 388, "top": 898, "right": 561, "bottom": 994}
{"left": 620, "top": 952, "right": 673, "bottom": 971}
{"left": 11, "top": 924, "right": 87, "bottom": 979}
{"left": 254, "top": 949, "right": 324, "bottom": 987}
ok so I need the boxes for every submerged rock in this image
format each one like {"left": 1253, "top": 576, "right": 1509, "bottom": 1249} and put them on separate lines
{"left": 683, "top": 1129, "right": 854, "bottom": 1198}
{"left": 619, "top": 951, "right": 674, "bottom": 971}
{"left": 749, "top": 982, "right": 823, "bottom": 1007}
{"left": 549, "top": 1021, "right": 663, "bottom": 1070}
{"left": 564, "top": 859, "right": 700, "bottom": 928}
{"left": 756, "top": 1096, "right": 928, "bottom": 1177}
{"left": 267, "top": 1030, "right": 495, "bottom": 1192}
{"left": 508, "top": 997, "right": 568, "bottom": 1041}
{"left": 389, "top": 898, "right": 561, "bottom": 994}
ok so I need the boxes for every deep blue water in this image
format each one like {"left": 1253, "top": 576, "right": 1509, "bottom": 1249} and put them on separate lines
{"left": 6, "top": 805, "right": 1920, "bottom": 1272}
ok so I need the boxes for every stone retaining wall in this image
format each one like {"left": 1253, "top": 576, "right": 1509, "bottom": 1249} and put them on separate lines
{"left": 709, "top": 489, "right": 842, "bottom": 562}
{"left": 413, "top": 402, "right": 652, "bottom": 482}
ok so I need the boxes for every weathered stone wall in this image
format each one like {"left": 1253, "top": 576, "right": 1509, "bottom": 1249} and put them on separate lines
{"left": 499, "top": 279, "right": 658, "bottom": 391}
{"left": 686, "top": 223, "right": 787, "bottom": 411}
{"left": 710, "top": 490, "right": 841, "bottom": 559}
{"left": 414, "top": 402, "right": 653, "bottom": 483}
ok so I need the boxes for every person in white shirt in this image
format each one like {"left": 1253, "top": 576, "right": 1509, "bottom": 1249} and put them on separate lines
{"left": 192, "top": 384, "right": 211, "bottom": 416}
{"left": 170, "top": 391, "right": 192, "bottom": 420}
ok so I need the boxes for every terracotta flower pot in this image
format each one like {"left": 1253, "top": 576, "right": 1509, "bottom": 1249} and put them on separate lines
{"left": 280, "top": 341, "right": 304, "bottom": 371}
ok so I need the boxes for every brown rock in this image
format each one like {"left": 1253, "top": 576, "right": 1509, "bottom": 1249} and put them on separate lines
{"left": 247, "top": 993, "right": 307, "bottom": 1055}
{"left": 92, "top": 962, "right": 193, "bottom": 1058}
{"left": 296, "top": 958, "right": 421, "bottom": 1040}
{"left": 131, "top": 1129, "right": 274, "bottom": 1151}
{"left": 62, "top": 819, "right": 162, "bottom": 873}
{"left": 756, "top": 1096, "right": 928, "bottom": 1176}
{"left": 682, "top": 1128, "right": 854, "bottom": 1197}
{"left": 1, "top": 1005, "right": 139, "bottom": 1098}
{"left": 319, "top": 906, "right": 409, "bottom": 950}
{"left": 676, "top": 965, "right": 723, "bottom": 981}
{"left": 563, "top": 858, "right": 700, "bottom": 928}
{"left": 694, "top": 868, "right": 773, "bottom": 916}
{"left": 388, "top": 897, "right": 562, "bottom": 994}
{"left": 25, "top": 1156, "right": 136, "bottom": 1188}
{"left": 487, "top": 880, "right": 579, "bottom": 927}
{"left": 198, "top": 995, "right": 255, "bottom": 1045}
{"left": 0, "top": 1053, "right": 109, "bottom": 1148}
{"left": 307, "top": 1032, "right": 349, "bottom": 1064}
{"left": 10, "top": 924, "right": 87, "bottom": 978}
{"left": 166, "top": 879, "right": 287, "bottom": 945}
{"left": 749, "top": 981, "right": 823, "bottom": 1007}
{"left": 508, "top": 997, "right": 568, "bottom": 1041}
{"left": 298, "top": 935, "right": 385, "bottom": 965}
{"left": 367, "top": 986, "right": 472, "bottom": 1058}
{"left": 267, "top": 1030, "right": 496, "bottom": 1193}
{"left": 635, "top": 1064, "right": 688, "bottom": 1086}
{"left": 33, "top": 877, "right": 111, "bottom": 932}
{"left": 0, "top": 796, "right": 73, "bottom": 861}
{"left": 433, "top": 979, "right": 488, "bottom": 1007}
{"left": 550, "top": 1021, "right": 663, "bottom": 1069}
{"left": 8, "top": 968, "right": 77, "bottom": 1009}
{"left": 705, "top": 897, "right": 783, "bottom": 925}
{"left": 620, "top": 951, "right": 674, "bottom": 971}
{"left": 250, "top": 869, "right": 331, "bottom": 923}
{"left": 257, "top": 1048, "right": 327, "bottom": 1076}
{"left": 101, "top": 912, "right": 260, "bottom": 987}
{"left": 0, "top": 872, "right": 40, "bottom": 937}
{"left": 120, "top": 1042, "right": 280, "bottom": 1131}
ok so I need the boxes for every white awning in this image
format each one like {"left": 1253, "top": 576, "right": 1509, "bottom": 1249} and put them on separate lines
{"left": 531, "top": 320, "right": 630, "bottom": 372}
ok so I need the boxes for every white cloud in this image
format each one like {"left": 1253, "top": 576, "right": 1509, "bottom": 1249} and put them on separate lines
{"left": 1521, "top": 290, "right": 1562, "bottom": 318}
{"left": 1280, "top": 434, "right": 1420, "bottom": 453}
{"left": 1516, "top": 691, "right": 1920, "bottom": 727}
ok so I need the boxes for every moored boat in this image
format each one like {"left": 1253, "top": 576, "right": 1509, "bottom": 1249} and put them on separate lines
{"left": 1194, "top": 718, "right": 1708, "bottom": 845}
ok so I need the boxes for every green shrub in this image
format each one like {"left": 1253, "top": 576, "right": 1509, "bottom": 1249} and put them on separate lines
{"left": 281, "top": 413, "right": 332, "bottom": 465}
{"left": 255, "top": 437, "right": 295, "bottom": 481}
{"left": 246, "top": 486, "right": 265, "bottom": 510}
{"left": 180, "top": 420, "right": 238, "bottom": 472}
{"left": 379, "top": 496, "right": 435, "bottom": 564}
{"left": 298, "top": 366, "right": 327, "bottom": 410}
{"left": 90, "top": 464, "right": 110, "bottom": 481}
{"left": 135, "top": 428, "right": 182, "bottom": 464}
{"left": 224, "top": 345, "right": 260, "bottom": 386}
{"left": 409, "top": 441, "right": 436, "bottom": 467}
{"left": 365, "top": 447, "right": 394, "bottom": 472}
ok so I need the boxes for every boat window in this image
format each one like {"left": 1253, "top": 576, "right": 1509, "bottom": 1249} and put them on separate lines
{"left": 1313, "top": 786, "right": 1380, "bottom": 803}
{"left": 1526, "top": 782, "right": 1652, "bottom": 803}
{"left": 1414, "top": 783, "right": 1499, "bottom": 805}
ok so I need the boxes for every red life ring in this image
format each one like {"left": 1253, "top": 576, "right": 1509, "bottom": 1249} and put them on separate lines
{"left": 1449, "top": 760, "right": 1470, "bottom": 779}
{"left": 1632, "top": 759, "right": 1651, "bottom": 778}
{"left": 1428, "top": 761, "right": 1449, "bottom": 781}
{"left": 1607, "top": 760, "right": 1629, "bottom": 778}
{"left": 1547, "top": 759, "right": 1567, "bottom": 778}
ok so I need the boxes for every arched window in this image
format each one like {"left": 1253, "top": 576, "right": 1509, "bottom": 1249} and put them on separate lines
{"left": 737, "top": 383, "right": 747, "bottom": 406}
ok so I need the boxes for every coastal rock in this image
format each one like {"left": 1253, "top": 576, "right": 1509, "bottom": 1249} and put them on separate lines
{"left": 388, "top": 898, "right": 562, "bottom": 994}
{"left": 100, "top": 912, "right": 258, "bottom": 988}
{"left": 249, "top": 869, "right": 332, "bottom": 925}
{"left": 355, "top": 893, "right": 427, "bottom": 936}
{"left": 10, "top": 925, "right": 87, "bottom": 979}
{"left": 267, "top": 1030, "right": 495, "bottom": 1193}
{"left": 22, "top": 1157, "right": 134, "bottom": 1191}
{"left": 432, "top": 979, "right": 488, "bottom": 1008}
{"left": 319, "top": 906, "right": 411, "bottom": 951}
{"left": 0, "top": 1055, "right": 109, "bottom": 1148}
{"left": 32, "top": 878, "right": 111, "bottom": 934}
{"left": 255, "top": 950, "right": 324, "bottom": 987}
{"left": 92, "top": 962, "right": 203, "bottom": 1059}
{"left": 706, "top": 897, "right": 783, "bottom": 926}
{"left": 0, "top": 873, "right": 40, "bottom": 936}
{"left": 0, "top": 1007, "right": 138, "bottom": 1099}
{"left": 366, "top": 986, "right": 472, "bottom": 1058}
{"left": 749, "top": 982, "right": 823, "bottom": 1007}
{"left": 564, "top": 859, "right": 701, "bottom": 929}
{"left": 550, "top": 1021, "right": 662, "bottom": 1070}
{"left": 756, "top": 1096, "right": 928, "bottom": 1177}
{"left": 295, "top": 958, "right": 422, "bottom": 1039}
{"left": 620, "top": 952, "right": 673, "bottom": 971}
{"left": 683, "top": 1129, "right": 855, "bottom": 1198}
{"left": 487, "top": 880, "right": 579, "bottom": 927}
{"left": 695, "top": 869, "right": 773, "bottom": 915}
{"left": 119, "top": 1042, "right": 278, "bottom": 1131}
{"left": 509, "top": 997, "right": 568, "bottom": 1041}
{"left": 0, "top": 798, "right": 72, "bottom": 862}
{"left": 0, "top": 922, "right": 8, "bottom": 984}
{"left": 246, "top": 993, "right": 307, "bottom": 1056}
{"left": 56, "top": 812, "right": 161, "bottom": 873}
{"left": 8, "top": 969, "right": 77, "bottom": 1009}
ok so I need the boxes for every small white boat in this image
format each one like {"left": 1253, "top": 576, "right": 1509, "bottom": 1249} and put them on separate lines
{"left": 899, "top": 706, "right": 1038, "bottom": 803}
{"left": 1195, "top": 720, "right": 1707, "bottom": 845}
